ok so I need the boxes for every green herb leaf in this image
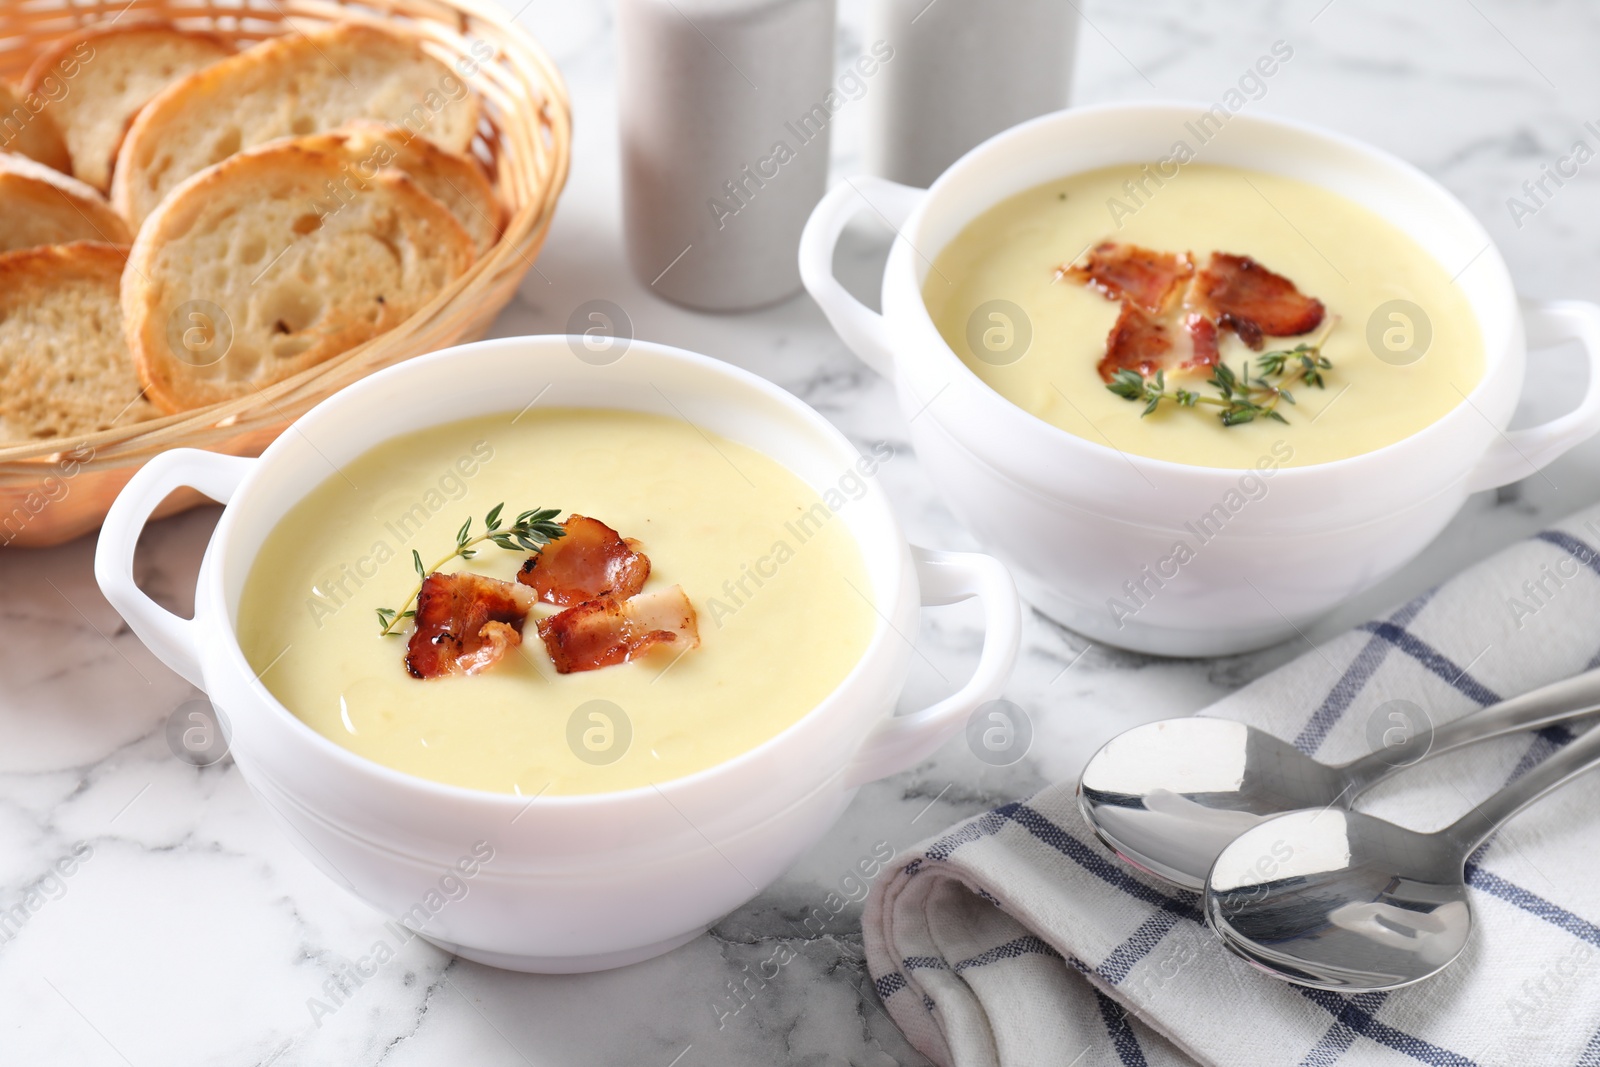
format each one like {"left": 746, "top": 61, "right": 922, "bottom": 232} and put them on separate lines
{"left": 1105, "top": 316, "right": 1338, "bottom": 430}
{"left": 377, "top": 504, "right": 570, "bottom": 635}
{"left": 1107, "top": 369, "right": 1147, "bottom": 400}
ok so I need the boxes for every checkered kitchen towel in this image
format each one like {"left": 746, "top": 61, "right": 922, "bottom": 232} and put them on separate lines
{"left": 865, "top": 504, "right": 1600, "bottom": 1067}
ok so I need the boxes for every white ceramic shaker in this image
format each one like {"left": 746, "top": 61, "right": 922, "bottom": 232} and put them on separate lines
{"left": 617, "top": 0, "right": 838, "bottom": 311}
{"left": 866, "top": 0, "right": 1078, "bottom": 188}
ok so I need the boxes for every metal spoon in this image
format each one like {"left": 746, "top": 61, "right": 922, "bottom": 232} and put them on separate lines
{"left": 1078, "top": 668, "right": 1600, "bottom": 890}
{"left": 1205, "top": 717, "right": 1600, "bottom": 990}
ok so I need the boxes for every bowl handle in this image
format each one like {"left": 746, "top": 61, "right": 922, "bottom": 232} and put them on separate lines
{"left": 94, "top": 448, "right": 254, "bottom": 689}
{"left": 1467, "top": 299, "right": 1600, "bottom": 492}
{"left": 798, "top": 175, "right": 927, "bottom": 380}
{"left": 844, "top": 546, "right": 1021, "bottom": 787}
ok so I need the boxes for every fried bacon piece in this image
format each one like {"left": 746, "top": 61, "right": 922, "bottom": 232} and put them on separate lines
{"left": 1183, "top": 312, "right": 1220, "bottom": 369}
{"left": 517, "top": 514, "right": 650, "bottom": 606}
{"left": 406, "top": 572, "right": 536, "bottom": 679}
{"left": 1098, "top": 302, "right": 1173, "bottom": 381}
{"left": 1186, "top": 252, "right": 1325, "bottom": 350}
{"left": 1062, "top": 242, "right": 1193, "bottom": 314}
{"left": 1098, "top": 303, "right": 1224, "bottom": 383}
{"left": 537, "top": 585, "right": 700, "bottom": 675}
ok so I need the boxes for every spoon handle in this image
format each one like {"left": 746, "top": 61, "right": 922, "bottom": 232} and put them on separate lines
{"left": 1445, "top": 718, "right": 1600, "bottom": 853}
{"left": 1342, "top": 666, "right": 1600, "bottom": 791}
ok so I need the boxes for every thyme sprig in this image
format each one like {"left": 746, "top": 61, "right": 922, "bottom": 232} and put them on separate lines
{"left": 376, "top": 503, "right": 565, "bottom": 636}
{"left": 1106, "top": 320, "right": 1337, "bottom": 427}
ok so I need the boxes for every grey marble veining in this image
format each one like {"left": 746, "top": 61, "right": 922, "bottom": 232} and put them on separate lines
{"left": 2, "top": 1, "right": 1598, "bottom": 1063}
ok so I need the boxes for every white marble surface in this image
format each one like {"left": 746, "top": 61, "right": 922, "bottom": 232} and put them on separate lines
{"left": 5, "top": 1, "right": 1600, "bottom": 1063}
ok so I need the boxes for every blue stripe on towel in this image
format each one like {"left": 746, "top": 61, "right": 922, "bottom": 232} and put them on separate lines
{"left": 1533, "top": 530, "right": 1600, "bottom": 577}
{"left": 1294, "top": 593, "right": 1432, "bottom": 753}
{"left": 1354, "top": 621, "right": 1501, "bottom": 706}
{"left": 1464, "top": 865, "right": 1600, "bottom": 948}
{"left": 902, "top": 955, "right": 947, "bottom": 972}
{"left": 1297, "top": 992, "right": 1388, "bottom": 1067}
{"left": 1296, "top": 989, "right": 1478, "bottom": 1067}
{"left": 1092, "top": 988, "right": 1149, "bottom": 1067}
{"left": 1005, "top": 805, "right": 1206, "bottom": 992}
{"left": 1004, "top": 805, "right": 1203, "bottom": 922}
{"left": 1466, "top": 725, "right": 1577, "bottom": 866}
{"left": 1098, "top": 911, "right": 1184, "bottom": 985}
{"left": 916, "top": 801, "right": 1204, "bottom": 921}
{"left": 953, "top": 934, "right": 1062, "bottom": 972}
{"left": 1574, "top": 1022, "right": 1600, "bottom": 1067}
{"left": 874, "top": 972, "right": 908, "bottom": 1000}
{"left": 925, "top": 808, "right": 1015, "bottom": 863}
{"left": 1502, "top": 724, "right": 1578, "bottom": 786}
{"left": 925, "top": 802, "right": 1203, "bottom": 992}
{"left": 1296, "top": 1015, "right": 1363, "bottom": 1066}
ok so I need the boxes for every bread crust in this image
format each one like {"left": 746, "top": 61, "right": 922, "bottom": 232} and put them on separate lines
{"left": 123, "top": 139, "right": 476, "bottom": 413}
{"left": 292, "top": 121, "right": 502, "bottom": 255}
{"left": 0, "top": 241, "right": 158, "bottom": 442}
{"left": 20, "top": 21, "right": 233, "bottom": 193}
{"left": 112, "top": 22, "right": 482, "bottom": 226}
{"left": 0, "top": 82, "right": 71, "bottom": 173}
{"left": 0, "top": 151, "right": 133, "bottom": 253}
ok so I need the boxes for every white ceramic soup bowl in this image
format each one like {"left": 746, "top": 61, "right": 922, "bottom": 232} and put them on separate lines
{"left": 801, "top": 101, "right": 1600, "bottom": 657}
{"left": 93, "top": 336, "right": 1019, "bottom": 973}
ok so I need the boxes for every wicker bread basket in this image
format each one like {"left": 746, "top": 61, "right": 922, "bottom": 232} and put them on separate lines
{"left": 0, "top": 0, "right": 570, "bottom": 547}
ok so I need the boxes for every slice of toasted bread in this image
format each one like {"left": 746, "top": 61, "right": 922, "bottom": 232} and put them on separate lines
{"left": 113, "top": 22, "right": 481, "bottom": 227}
{"left": 0, "top": 152, "right": 132, "bottom": 254}
{"left": 0, "top": 242, "right": 159, "bottom": 442}
{"left": 0, "top": 82, "right": 71, "bottom": 172}
{"left": 22, "top": 23, "right": 233, "bottom": 194}
{"left": 123, "top": 139, "right": 476, "bottom": 412}
{"left": 293, "top": 121, "right": 501, "bottom": 255}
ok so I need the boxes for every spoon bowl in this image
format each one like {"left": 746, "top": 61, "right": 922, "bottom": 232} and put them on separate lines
{"left": 1205, "top": 809, "right": 1471, "bottom": 990}
{"left": 1078, "top": 719, "right": 1347, "bottom": 889}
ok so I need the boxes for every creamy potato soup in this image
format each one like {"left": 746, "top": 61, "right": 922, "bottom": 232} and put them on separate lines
{"left": 924, "top": 164, "right": 1484, "bottom": 468}
{"left": 238, "top": 409, "right": 878, "bottom": 795}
